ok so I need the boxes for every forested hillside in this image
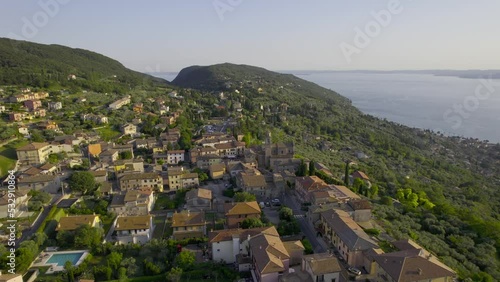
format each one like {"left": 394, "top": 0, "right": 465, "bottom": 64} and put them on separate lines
{"left": 0, "top": 38, "right": 167, "bottom": 93}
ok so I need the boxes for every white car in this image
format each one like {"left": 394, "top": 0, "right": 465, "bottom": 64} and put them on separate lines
{"left": 347, "top": 267, "right": 361, "bottom": 276}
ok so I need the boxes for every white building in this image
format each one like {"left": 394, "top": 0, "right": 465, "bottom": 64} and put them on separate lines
{"left": 113, "top": 215, "right": 153, "bottom": 244}
{"left": 48, "top": 101, "right": 63, "bottom": 111}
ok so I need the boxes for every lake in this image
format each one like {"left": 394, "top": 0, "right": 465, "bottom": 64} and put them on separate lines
{"left": 153, "top": 71, "right": 500, "bottom": 143}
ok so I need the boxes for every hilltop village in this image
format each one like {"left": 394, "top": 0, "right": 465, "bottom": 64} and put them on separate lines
{"left": 0, "top": 85, "right": 458, "bottom": 282}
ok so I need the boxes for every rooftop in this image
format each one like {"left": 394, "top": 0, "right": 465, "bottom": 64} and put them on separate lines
{"left": 172, "top": 211, "right": 205, "bottom": 227}
{"left": 302, "top": 253, "right": 342, "bottom": 275}
{"left": 115, "top": 215, "right": 152, "bottom": 230}
{"left": 224, "top": 201, "right": 261, "bottom": 216}
{"left": 57, "top": 215, "right": 99, "bottom": 231}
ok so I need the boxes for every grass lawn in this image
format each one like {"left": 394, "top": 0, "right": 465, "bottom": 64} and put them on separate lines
{"left": 0, "top": 139, "right": 28, "bottom": 177}
{"left": 96, "top": 126, "right": 121, "bottom": 141}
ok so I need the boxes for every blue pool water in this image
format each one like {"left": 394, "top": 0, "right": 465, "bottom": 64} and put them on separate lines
{"left": 46, "top": 252, "right": 84, "bottom": 266}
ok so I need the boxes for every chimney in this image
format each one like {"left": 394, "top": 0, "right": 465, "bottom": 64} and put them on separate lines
{"left": 417, "top": 268, "right": 423, "bottom": 275}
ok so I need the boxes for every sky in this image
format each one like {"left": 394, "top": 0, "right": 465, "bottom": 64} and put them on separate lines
{"left": 1, "top": 0, "right": 500, "bottom": 73}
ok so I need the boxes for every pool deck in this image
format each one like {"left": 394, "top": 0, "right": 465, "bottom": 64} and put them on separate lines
{"left": 32, "top": 250, "right": 89, "bottom": 274}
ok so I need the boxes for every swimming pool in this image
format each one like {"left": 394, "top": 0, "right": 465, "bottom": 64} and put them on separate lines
{"left": 46, "top": 252, "right": 85, "bottom": 266}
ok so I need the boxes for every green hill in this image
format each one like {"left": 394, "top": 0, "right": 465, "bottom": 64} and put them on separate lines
{"left": 0, "top": 37, "right": 167, "bottom": 92}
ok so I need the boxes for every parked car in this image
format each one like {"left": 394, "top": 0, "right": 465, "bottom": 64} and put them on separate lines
{"left": 347, "top": 267, "right": 361, "bottom": 275}
{"left": 259, "top": 202, "right": 265, "bottom": 208}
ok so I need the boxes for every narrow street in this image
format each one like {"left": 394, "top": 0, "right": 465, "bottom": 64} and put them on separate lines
{"left": 283, "top": 192, "right": 327, "bottom": 253}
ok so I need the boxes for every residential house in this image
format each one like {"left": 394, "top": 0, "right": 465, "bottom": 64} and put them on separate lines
{"left": 237, "top": 171, "right": 267, "bottom": 198}
{"left": 112, "top": 144, "right": 135, "bottom": 158}
{"left": 108, "top": 96, "right": 131, "bottom": 110}
{"left": 108, "top": 189, "right": 154, "bottom": 216}
{"left": 37, "top": 121, "right": 59, "bottom": 131}
{"left": 185, "top": 188, "right": 212, "bottom": 211}
{"left": 99, "top": 149, "right": 119, "bottom": 164}
{"left": 351, "top": 171, "right": 371, "bottom": 188}
{"left": 167, "top": 167, "right": 183, "bottom": 190}
{"left": 24, "top": 99, "right": 42, "bottom": 111}
{"left": 209, "top": 163, "right": 226, "bottom": 180}
{"left": 167, "top": 167, "right": 199, "bottom": 191}
{"left": 171, "top": 211, "right": 206, "bottom": 240}
{"left": 89, "top": 170, "right": 108, "bottom": 183}
{"left": 301, "top": 253, "right": 342, "bottom": 282}
{"left": 119, "top": 173, "right": 163, "bottom": 191}
{"left": 208, "top": 226, "right": 279, "bottom": 264}
{"left": 181, "top": 173, "right": 199, "bottom": 189}
{"left": 188, "top": 146, "right": 218, "bottom": 163}
{"left": 0, "top": 105, "right": 5, "bottom": 114}
{"left": 17, "top": 174, "right": 61, "bottom": 193}
{"left": 48, "top": 101, "right": 62, "bottom": 111}
{"left": 18, "top": 126, "right": 29, "bottom": 135}
{"left": 295, "top": 176, "right": 328, "bottom": 203}
{"left": 113, "top": 159, "right": 144, "bottom": 174}
{"left": 196, "top": 154, "right": 223, "bottom": 170}
{"left": 282, "top": 240, "right": 306, "bottom": 266}
{"left": 56, "top": 215, "right": 101, "bottom": 231}
{"left": 16, "top": 142, "right": 50, "bottom": 165}
{"left": 346, "top": 200, "right": 372, "bottom": 222}
{"left": 166, "top": 150, "right": 185, "bottom": 165}
{"left": 228, "top": 162, "right": 255, "bottom": 178}
{"left": 120, "top": 123, "right": 137, "bottom": 136}
{"left": 113, "top": 215, "right": 153, "bottom": 244}
{"left": 9, "top": 91, "right": 49, "bottom": 103}
{"left": 249, "top": 230, "right": 290, "bottom": 282}
{"left": 0, "top": 191, "right": 29, "bottom": 218}
{"left": 82, "top": 114, "right": 108, "bottom": 124}
{"left": 214, "top": 141, "right": 246, "bottom": 158}
{"left": 327, "top": 185, "right": 361, "bottom": 203}
{"left": 9, "top": 113, "right": 23, "bottom": 122}
{"left": 224, "top": 201, "right": 261, "bottom": 228}
{"left": 371, "top": 239, "right": 456, "bottom": 282}
{"left": 320, "top": 209, "right": 378, "bottom": 268}
{"left": 0, "top": 272, "right": 23, "bottom": 282}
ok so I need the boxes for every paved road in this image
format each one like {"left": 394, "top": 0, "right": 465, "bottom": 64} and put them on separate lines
{"left": 17, "top": 194, "right": 63, "bottom": 244}
{"left": 283, "top": 192, "right": 327, "bottom": 253}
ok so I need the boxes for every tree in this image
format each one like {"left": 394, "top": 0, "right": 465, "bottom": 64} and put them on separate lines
{"left": 308, "top": 160, "right": 316, "bottom": 176}
{"left": 74, "top": 225, "right": 103, "bottom": 250}
{"left": 370, "top": 184, "right": 379, "bottom": 198}
{"left": 301, "top": 239, "right": 313, "bottom": 254}
{"left": 107, "top": 251, "right": 123, "bottom": 270}
{"left": 234, "top": 192, "right": 256, "bottom": 202}
{"left": 166, "top": 267, "right": 183, "bottom": 282}
{"left": 344, "top": 162, "right": 350, "bottom": 186}
{"left": 380, "top": 196, "right": 393, "bottom": 206}
{"left": 279, "top": 207, "right": 293, "bottom": 221}
{"left": 119, "top": 151, "right": 132, "bottom": 159}
{"left": 296, "top": 159, "right": 308, "bottom": 176}
{"left": 68, "top": 171, "right": 96, "bottom": 194}
{"left": 120, "top": 257, "right": 138, "bottom": 277}
{"left": 240, "top": 217, "right": 265, "bottom": 229}
{"left": 64, "top": 261, "right": 75, "bottom": 282}
{"left": 118, "top": 267, "right": 127, "bottom": 282}
{"left": 176, "top": 250, "right": 195, "bottom": 270}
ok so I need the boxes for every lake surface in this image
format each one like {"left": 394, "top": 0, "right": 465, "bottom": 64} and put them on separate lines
{"left": 153, "top": 71, "right": 500, "bottom": 143}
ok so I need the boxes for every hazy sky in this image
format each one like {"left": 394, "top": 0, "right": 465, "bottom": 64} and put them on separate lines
{"left": 1, "top": 0, "right": 499, "bottom": 72}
